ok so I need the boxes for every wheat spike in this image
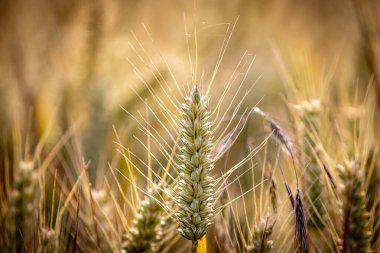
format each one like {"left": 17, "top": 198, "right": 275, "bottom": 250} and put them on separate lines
{"left": 176, "top": 86, "right": 215, "bottom": 252}
{"left": 294, "top": 188, "right": 310, "bottom": 253}
{"left": 337, "top": 160, "right": 372, "bottom": 253}
{"left": 7, "top": 160, "right": 38, "bottom": 252}
{"left": 295, "top": 100, "right": 326, "bottom": 231}
{"left": 245, "top": 216, "right": 274, "bottom": 253}
{"left": 38, "top": 228, "right": 58, "bottom": 253}
{"left": 122, "top": 186, "right": 169, "bottom": 253}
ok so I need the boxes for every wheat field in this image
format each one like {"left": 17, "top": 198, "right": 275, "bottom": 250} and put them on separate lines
{"left": 0, "top": 1, "right": 379, "bottom": 252}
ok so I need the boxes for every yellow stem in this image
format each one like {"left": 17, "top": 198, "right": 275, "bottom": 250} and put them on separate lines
{"left": 197, "top": 235, "right": 207, "bottom": 253}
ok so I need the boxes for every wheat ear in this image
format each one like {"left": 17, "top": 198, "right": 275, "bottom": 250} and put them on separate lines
{"left": 245, "top": 216, "right": 274, "bottom": 253}
{"left": 296, "top": 100, "right": 325, "bottom": 231}
{"left": 38, "top": 228, "right": 59, "bottom": 253}
{"left": 337, "top": 160, "right": 372, "bottom": 253}
{"left": 7, "top": 161, "right": 38, "bottom": 252}
{"left": 176, "top": 86, "right": 214, "bottom": 253}
{"left": 122, "top": 186, "right": 168, "bottom": 253}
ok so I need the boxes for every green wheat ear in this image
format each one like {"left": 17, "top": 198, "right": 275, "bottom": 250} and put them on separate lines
{"left": 176, "top": 86, "right": 215, "bottom": 252}
{"left": 337, "top": 160, "right": 372, "bottom": 253}
{"left": 245, "top": 216, "right": 274, "bottom": 253}
{"left": 122, "top": 186, "right": 169, "bottom": 253}
{"left": 296, "top": 100, "right": 325, "bottom": 231}
{"left": 7, "top": 160, "right": 38, "bottom": 252}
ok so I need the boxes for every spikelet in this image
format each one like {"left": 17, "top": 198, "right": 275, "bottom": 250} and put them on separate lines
{"left": 245, "top": 216, "right": 274, "bottom": 253}
{"left": 176, "top": 86, "right": 215, "bottom": 252}
{"left": 337, "top": 160, "right": 372, "bottom": 253}
{"left": 38, "top": 228, "right": 58, "bottom": 253}
{"left": 6, "top": 160, "right": 38, "bottom": 252}
{"left": 295, "top": 100, "right": 325, "bottom": 231}
{"left": 122, "top": 187, "right": 168, "bottom": 253}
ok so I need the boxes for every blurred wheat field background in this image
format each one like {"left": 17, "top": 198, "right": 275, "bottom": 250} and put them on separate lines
{"left": 0, "top": 1, "right": 379, "bottom": 253}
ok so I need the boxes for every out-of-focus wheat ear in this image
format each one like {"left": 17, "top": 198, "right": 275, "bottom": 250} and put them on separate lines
{"left": 269, "top": 178, "right": 278, "bottom": 213}
{"left": 337, "top": 160, "right": 372, "bottom": 253}
{"left": 6, "top": 160, "right": 38, "bottom": 252}
{"left": 245, "top": 215, "right": 274, "bottom": 253}
{"left": 122, "top": 186, "right": 169, "bottom": 253}
{"left": 91, "top": 189, "right": 119, "bottom": 253}
{"left": 295, "top": 100, "right": 326, "bottom": 231}
{"left": 215, "top": 190, "right": 234, "bottom": 253}
{"left": 38, "top": 228, "right": 59, "bottom": 253}
{"left": 294, "top": 188, "right": 310, "bottom": 253}
{"left": 253, "top": 107, "right": 299, "bottom": 184}
{"left": 265, "top": 171, "right": 278, "bottom": 213}
{"left": 176, "top": 86, "right": 215, "bottom": 252}
{"left": 253, "top": 107, "right": 294, "bottom": 160}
